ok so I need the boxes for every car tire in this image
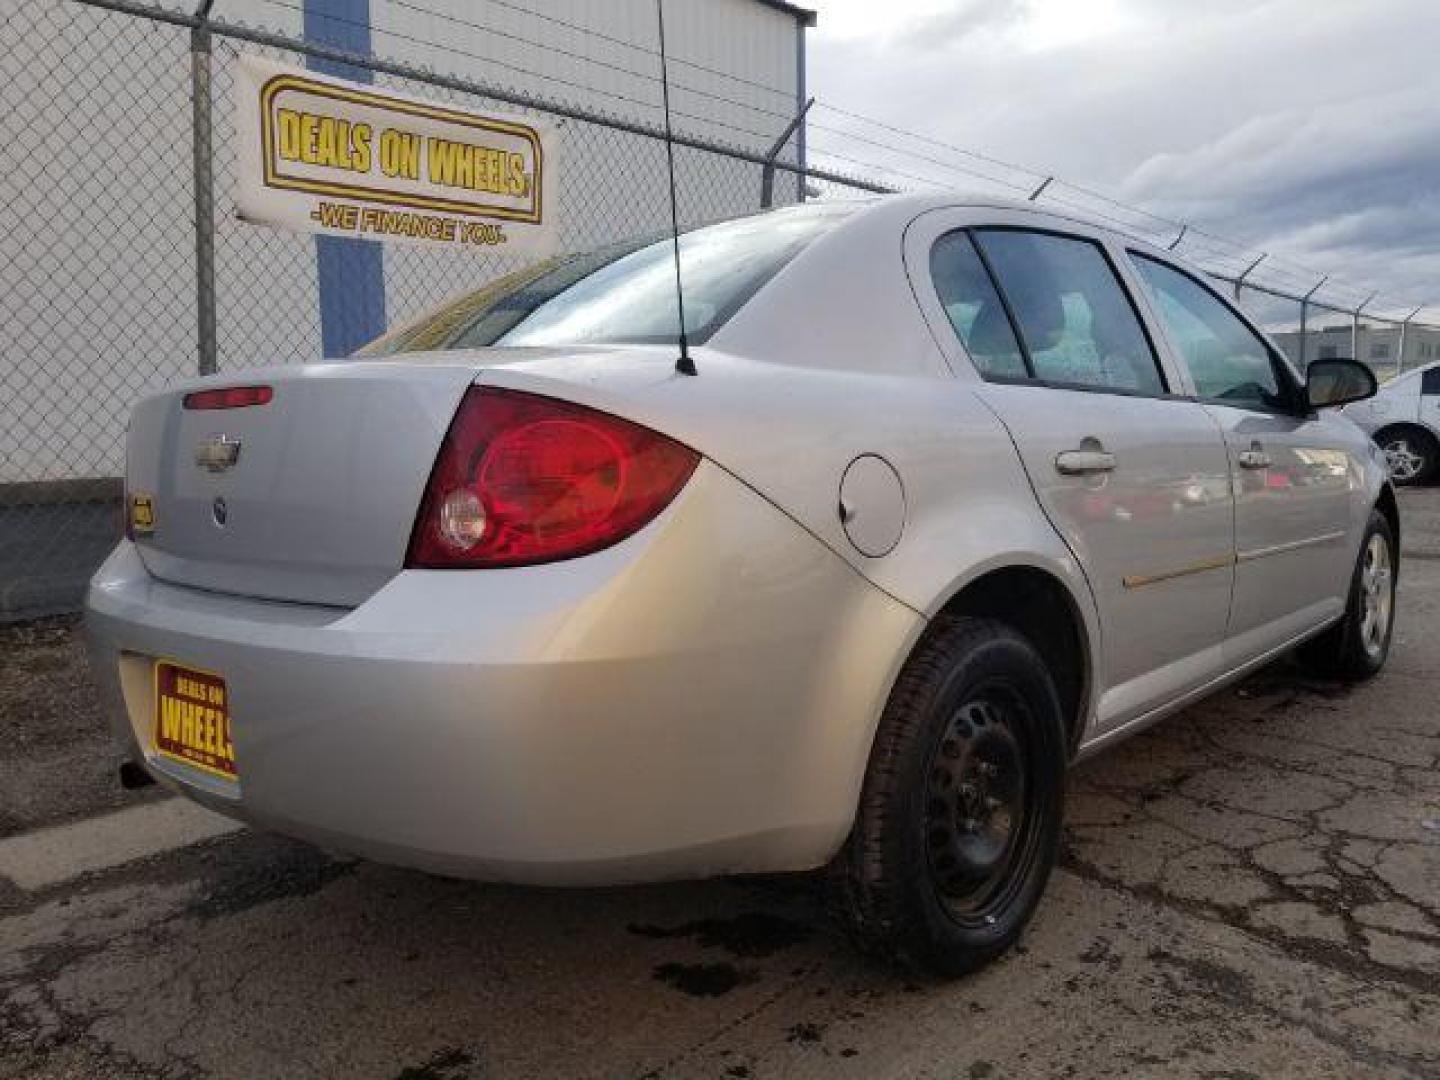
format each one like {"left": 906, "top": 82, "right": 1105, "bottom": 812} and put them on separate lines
{"left": 1297, "top": 509, "right": 1397, "bottom": 682}
{"left": 1376, "top": 426, "right": 1436, "bottom": 486}
{"left": 828, "top": 616, "right": 1066, "bottom": 976}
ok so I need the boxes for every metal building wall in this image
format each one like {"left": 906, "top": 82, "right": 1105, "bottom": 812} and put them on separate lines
{"left": 0, "top": 0, "right": 805, "bottom": 483}
{"left": 217, "top": 0, "right": 807, "bottom": 359}
{"left": 339, "top": 0, "right": 807, "bottom": 333}
{"left": 357, "top": 0, "right": 801, "bottom": 148}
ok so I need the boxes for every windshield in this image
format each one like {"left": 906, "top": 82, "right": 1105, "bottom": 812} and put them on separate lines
{"left": 358, "top": 203, "right": 856, "bottom": 356}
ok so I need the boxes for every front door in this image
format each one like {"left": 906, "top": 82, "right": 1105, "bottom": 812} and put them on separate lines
{"left": 1129, "top": 254, "right": 1356, "bottom": 660}
{"left": 922, "top": 225, "right": 1235, "bottom": 732}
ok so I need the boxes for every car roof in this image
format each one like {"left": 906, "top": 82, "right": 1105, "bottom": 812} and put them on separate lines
{"left": 821, "top": 191, "right": 1184, "bottom": 260}
{"left": 706, "top": 192, "right": 1169, "bottom": 375}
{"left": 708, "top": 192, "right": 1263, "bottom": 378}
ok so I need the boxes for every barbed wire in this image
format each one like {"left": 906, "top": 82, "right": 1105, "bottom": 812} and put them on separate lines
{"left": 383, "top": 0, "right": 801, "bottom": 103}
{"left": 203, "top": 0, "right": 1433, "bottom": 322}
{"left": 11, "top": 0, "right": 1433, "bottom": 623}
{"left": 249, "top": 0, "right": 798, "bottom": 148}
{"left": 64, "top": 0, "right": 1440, "bottom": 324}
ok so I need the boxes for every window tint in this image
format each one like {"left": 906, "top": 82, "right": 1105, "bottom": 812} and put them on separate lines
{"left": 972, "top": 230, "right": 1164, "bottom": 395}
{"left": 929, "top": 231, "right": 1026, "bottom": 378}
{"left": 1422, "top": 367, "right": 1440, "bottom": 395}
{"left": 1132, "top": 255, "right": 1288, "bottom": 410}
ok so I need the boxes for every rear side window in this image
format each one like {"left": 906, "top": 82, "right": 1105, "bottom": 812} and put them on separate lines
{"left": 974, "top": 230, "right": 1165, "bottom": 395}
{"left": 1422, "top": 367, "right": 1440, "bottom": 395}
{"left": 929, "top": 231, "right": 1026, "bottom": 379}
{"left": 1131, "top": 255, "right": 1288, "bottom": 411}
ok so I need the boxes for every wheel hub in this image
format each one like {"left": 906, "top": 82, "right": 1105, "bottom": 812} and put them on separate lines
{"left": 926, "top": 699, "right": 1026, "bottom": 906}
{"left": 1359, "top": 532, "right": 1393, "bottom": 658}
{"left": 1383, "top": 439, "right": 1424, "bottom": 481}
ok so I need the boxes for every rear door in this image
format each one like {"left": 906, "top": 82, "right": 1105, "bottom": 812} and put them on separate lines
{"left": 1128, "top": 254, "right": 1357, "bottom": 660}
{"left": 912, "top": 216, "right": 1235, "bottom": 731}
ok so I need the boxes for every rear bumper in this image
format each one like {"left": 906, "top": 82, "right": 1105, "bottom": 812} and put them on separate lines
{"left": 85, "top": 462, "right": 922, "bottom": 885}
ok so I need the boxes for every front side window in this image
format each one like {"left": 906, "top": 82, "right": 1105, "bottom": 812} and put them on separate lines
{"left": 973, "top": 230, "right": 1165, "bottom": 395}
{"left": 359, "top": 204, "right": 855, "bottom": 356}
{"left": 1421, "top": 366, "right": 1440, "bottom": 395}
{"left": 929, "top": 231, "right": 1026, "bottom": 379}
{"left": 1131, "top": 254, "right": 1290, "bottom": 411}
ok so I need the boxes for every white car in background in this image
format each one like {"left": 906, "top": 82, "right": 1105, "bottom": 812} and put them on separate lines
{"left": 1345, "top": 362, "right": 1440, "bottom": 484}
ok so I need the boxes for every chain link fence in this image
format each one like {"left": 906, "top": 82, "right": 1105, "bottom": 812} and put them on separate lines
{"left": 0, "top": 0, "right": 870, "bottom": 620}
{"left": 3, "top": 0, "right": 1437, "bottom": 621}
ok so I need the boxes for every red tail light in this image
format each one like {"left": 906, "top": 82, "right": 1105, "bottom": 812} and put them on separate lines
{"left": 407, "top": 388, "right": 699, "bottom": 568}
{"left": 183, "top": 385, "right": 273, "bottom": 410}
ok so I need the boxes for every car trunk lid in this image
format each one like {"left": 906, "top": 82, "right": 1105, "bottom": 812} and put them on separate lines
{"left": 126, "top": 361, "right": 481, "bottom": 607}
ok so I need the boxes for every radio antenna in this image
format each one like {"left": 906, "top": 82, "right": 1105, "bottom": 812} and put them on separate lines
{"left": 655, "top": 0, "right": 697, "bottom": 376}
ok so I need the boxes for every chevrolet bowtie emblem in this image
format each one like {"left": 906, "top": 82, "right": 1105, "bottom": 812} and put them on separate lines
{"left": 195, "top": 434, "right": 242, "bottom": 473}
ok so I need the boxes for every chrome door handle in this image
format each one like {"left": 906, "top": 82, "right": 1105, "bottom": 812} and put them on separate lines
{"left": 1238, "top": 449, "right": 1272, "bottom": 470}
{"left": 1055, "top": 449, "right": 1116, "bottom": 475}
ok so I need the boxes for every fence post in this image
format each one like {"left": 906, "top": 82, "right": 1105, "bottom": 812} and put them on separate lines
{"left": 191, "top": 0, "right": 218, "bottom": 375}
{"left": 1298, "top": 275, "right": 1328, "bottom": 372}
{"left": 760, "top": 96, "right": 814, "bottom": 209}
{"left": 1352, "top": 292, "right": 1376, "bottom": 368}
{"left": 1397, "top": 305, "right": 1423, "bottom": 376}
{"left": 1234, "top": 253, "right": 1265, "bottom": 302}
{"left": 1298, "top": 300, "right": 1308, "bottom": 370}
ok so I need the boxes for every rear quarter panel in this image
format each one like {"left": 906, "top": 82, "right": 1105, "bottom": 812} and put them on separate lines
{"left": 478, "top": 353, "right": 1102, "bottom": 727}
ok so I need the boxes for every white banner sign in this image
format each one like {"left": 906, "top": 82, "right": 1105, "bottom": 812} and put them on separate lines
{"left": 235, "top": 55, "right": 558, "bottom": 254}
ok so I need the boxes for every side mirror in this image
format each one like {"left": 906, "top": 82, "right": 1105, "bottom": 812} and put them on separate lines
{"left": 1307, "top": 358, "right": 1377, "bottom": 409}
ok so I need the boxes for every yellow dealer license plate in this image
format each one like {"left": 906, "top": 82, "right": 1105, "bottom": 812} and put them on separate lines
{"left": 153, "top": 661, "right": 237, "bottom": 781}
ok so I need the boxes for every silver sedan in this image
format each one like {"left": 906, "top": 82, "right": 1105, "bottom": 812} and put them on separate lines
{"left": 87, "top": 195, "right": 1397, "bottom": 975}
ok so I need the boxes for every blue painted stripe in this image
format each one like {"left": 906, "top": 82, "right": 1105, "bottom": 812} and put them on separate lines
{"left": 303, "top": 0, "right": 385, "bottom": 357}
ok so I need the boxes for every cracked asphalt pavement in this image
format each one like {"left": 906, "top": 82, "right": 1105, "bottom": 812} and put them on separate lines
{"left": 3, "top": 495, "right": 1439, "bottom": 1079}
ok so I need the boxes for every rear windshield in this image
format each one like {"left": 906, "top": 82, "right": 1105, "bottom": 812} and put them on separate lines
{"left": 359, "top": 204, "right": 856, "bottom": 356}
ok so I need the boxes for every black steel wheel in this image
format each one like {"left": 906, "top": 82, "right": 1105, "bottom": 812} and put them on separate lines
{"left": 925, "top": 691, "right": 1039, "bottom": 924}
{"left": 829, "top": 616, "right": 1066, "bottom": 976}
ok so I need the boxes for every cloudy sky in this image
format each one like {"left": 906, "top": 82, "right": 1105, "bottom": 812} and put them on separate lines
{"left": 803, "top": 0, "right": 1439, "bottom": 320}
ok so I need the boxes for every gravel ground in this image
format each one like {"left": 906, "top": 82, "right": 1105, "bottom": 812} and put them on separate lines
{"left": 1, "top": 493, "right": 1437, "bottom": 1079}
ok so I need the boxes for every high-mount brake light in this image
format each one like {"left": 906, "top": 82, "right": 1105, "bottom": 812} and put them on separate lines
{"left": 183, "top": 385, "right": 274, "bottom": 410}
{"left": 407, "top": 388, "right": 699, "bottom": 568}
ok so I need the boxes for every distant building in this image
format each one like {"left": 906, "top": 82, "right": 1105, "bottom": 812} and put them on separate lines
{"left": 1270, "top": 323, "right": 1440, "bottom": 375}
